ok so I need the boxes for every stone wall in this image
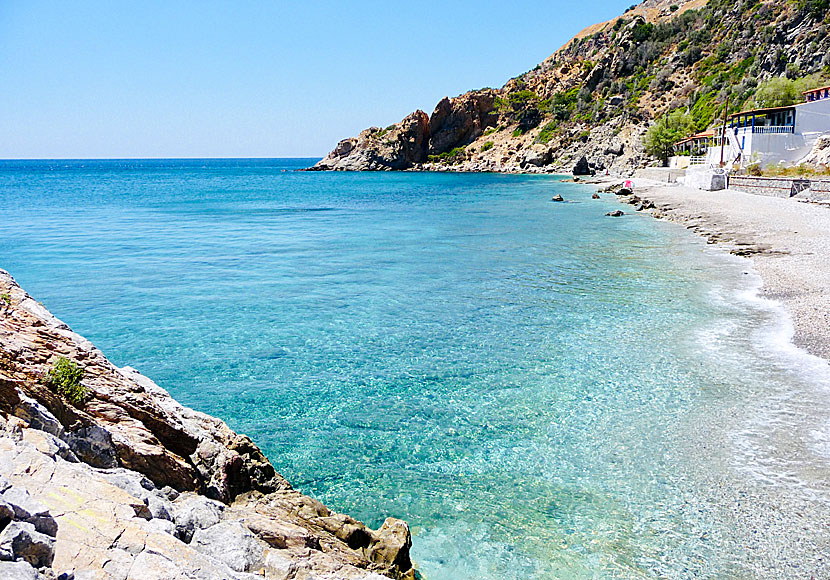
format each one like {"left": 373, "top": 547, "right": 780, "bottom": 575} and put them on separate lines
{"left": 728, "top": 176, "right": 830, "bottom": 200}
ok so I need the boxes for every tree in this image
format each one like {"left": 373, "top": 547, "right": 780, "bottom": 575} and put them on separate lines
{"left": 644, "top": 110, "right": 695, "bottom": 166}
{"left": 752, "top": 77, "right": 800, "bottom": 108}
{"left": 751, "top": 73, "right": 828, "bottom": 108}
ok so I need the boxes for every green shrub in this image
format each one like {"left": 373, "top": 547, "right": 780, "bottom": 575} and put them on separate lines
{"left": 480, "top": 141, "right": 495, "bottom": 152}
{"left": 536, "top": 122, "right": 558, "bottom": 144}
{"left": 0, "top": 294, "right": 9, "bottom": 305}
{"left": 427, "top": 146, "right": 467, "bottom": 164}
{"left": 483, "top": 126, "right": 498, "bottom": 136}
{"left": 512, "top": 128, "right": 524, "bottom": 137}
{"left": 47, "top": 357, "right": 88, "bottom": 405}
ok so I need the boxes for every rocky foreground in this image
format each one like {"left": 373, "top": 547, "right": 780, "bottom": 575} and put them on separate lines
{"left": 0, "top": 270, "right": 414, "bottom": 580}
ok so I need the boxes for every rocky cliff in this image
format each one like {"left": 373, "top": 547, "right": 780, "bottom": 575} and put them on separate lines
{"left": 0, "top": 270, "right": 414, "bottom": 580}
{"left": 310, "top": 0, "right": 830, "bottom": 174}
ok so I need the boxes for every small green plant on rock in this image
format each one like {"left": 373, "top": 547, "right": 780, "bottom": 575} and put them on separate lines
{"left": 0, "top": 294, "right": 10, "bottom": 305}
{"left": 47, "top": 357, "right": 88, "bottom": 405}
{"left": 480, "top": 141, "right": 495, "bottom": 152}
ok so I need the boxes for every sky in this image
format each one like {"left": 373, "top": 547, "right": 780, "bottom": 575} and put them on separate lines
{"left": 0, "top": 1, "right": 637, "bottom": 159}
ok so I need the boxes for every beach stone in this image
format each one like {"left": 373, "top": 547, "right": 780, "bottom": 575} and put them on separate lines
{"left": 606, "top": 210, "right": 625, "bottom": 217}
{"left": 0, "top": 521, "right": 55, "bottom": 568}
{"left": 190, "top": 521, "right": 264, "bottom": 573}
{"left": 552, "top": 194, "right": 564, "bottom": 202}
{"left": 172, "top": 493, "right": 225, "bottom": 543}
{"left": 592, "top": 192, "right": 600, "bottom": 199}
{"left": 1, "top": 487, "right": 58, "bottom": 537}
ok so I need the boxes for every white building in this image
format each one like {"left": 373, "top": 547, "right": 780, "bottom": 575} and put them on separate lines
{"left": 704, "top": 85, "right": 830, "bottom": 168}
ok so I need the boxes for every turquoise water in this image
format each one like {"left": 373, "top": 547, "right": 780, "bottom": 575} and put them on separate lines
{"left": 1, "top": 159, "right": 829, "bottom": 578}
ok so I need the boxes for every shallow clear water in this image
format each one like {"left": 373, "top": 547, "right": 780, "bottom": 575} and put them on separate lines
{"left": 1, "top": 159, "right": 829, "bottom": 579}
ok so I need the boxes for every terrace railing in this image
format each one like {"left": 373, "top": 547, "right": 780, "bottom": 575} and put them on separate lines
{"left": 736, "top": 125, "right": 795, "bottom": 134}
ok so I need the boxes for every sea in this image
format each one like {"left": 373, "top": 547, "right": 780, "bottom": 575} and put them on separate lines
{"left": 1, "top": 158, "right": 829, "bottom": 579}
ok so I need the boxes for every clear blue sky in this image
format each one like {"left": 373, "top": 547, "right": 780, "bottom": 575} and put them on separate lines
{"left": 0, "top": 1, "right": 634, "bottom": 158}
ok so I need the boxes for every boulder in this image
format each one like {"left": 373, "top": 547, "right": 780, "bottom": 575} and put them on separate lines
{"left": 172, "top": 493, "right": 225, "bottom": 543}
{"left": 367, "top": 518, "right": 412, "bottom": 572}
{"left": 592, "top": 193, "right": 600, "bottom": 199}
{"left": 0, "top": 522, "right": 54, "bottom": 568}
{"left": 190, "top": 521, "right": 265, "bottom": 573}
{"left": 551, "top": 195, "right": 564, "bottom": 202}
{"left": 101, "top": 469, "right": 174, "bottom": 521}
{"left": 1, "top": 488, "right": 57, "bottom": 537}
{"left": 616, "top": 187, "right": 633, "bottom": 196}
{"left": 523, "top": 146, "right": 551, "bottom": 167}
{"left": 608, "top": 95, "right": 625, "bottom": 107}
{"left": 573, "top": 156, "right": 591, "bottom": 175}
{"left": 604, "top": 141, "right": 624, "bottom": 156}
{"left": 0, "top": 561, "right": 39, "bottom": 580}
{"left": 62, "top": 426, "right": 118, "bottom": 469}
{"left": 605, "top": 210, "right": 625, "bottom": 217}
{"left": 13, "top": 394, "right": 63, "bottom": 439}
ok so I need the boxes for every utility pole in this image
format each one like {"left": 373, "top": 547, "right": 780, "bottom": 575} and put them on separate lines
{"left": 720, "top": 96, "right": 729, "bottom": 167}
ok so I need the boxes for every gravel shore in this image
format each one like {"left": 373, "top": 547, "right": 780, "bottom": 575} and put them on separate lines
{"left": 612, "top": 179, "right": 830, "bottom": 361}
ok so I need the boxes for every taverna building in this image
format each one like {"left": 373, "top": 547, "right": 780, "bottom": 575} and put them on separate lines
{"left": 674, "top": 85, "right": 830, "bottom": 169}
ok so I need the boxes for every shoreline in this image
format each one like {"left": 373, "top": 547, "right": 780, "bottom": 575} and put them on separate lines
{"left": 605, "top": 178, "right": 830, "bottom": 363}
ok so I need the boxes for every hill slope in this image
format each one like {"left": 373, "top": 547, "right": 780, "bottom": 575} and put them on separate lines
{"left": 311, "top": 0, "right": 830, "bottom": 174}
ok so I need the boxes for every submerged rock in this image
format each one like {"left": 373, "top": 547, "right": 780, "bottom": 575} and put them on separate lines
{"left": 552, "top": 194, "right": 564, "bottom": 202}
{"left": 606, "top": 210, "right": 625, "bottom": 217}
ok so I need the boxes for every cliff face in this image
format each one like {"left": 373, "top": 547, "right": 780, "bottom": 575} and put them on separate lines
{"left": 0, "top": 270, "right": 414, "bottom": 580}
{"left": 311, "top": 0, "right": 830, "bottom": 174}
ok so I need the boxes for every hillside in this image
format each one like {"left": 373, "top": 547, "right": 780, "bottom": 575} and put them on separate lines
{"left": 310, "top": 0, "right": 830, "bottom": 174}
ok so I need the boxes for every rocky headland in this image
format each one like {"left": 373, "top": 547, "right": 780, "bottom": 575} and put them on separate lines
{"left": 0, "top": 270, "right": 414, "bottom": 580}
{"left": 309, "top": 0, "right": 829, "bottom": 175}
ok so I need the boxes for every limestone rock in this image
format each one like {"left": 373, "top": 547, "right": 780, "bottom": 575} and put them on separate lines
{"left": 573, "top": 155, "right": 591, "bottom": 175}
{"left": 1, "top": 487, "right": 58, "bottom": 537}
{"left": 0, "top": 521, "right": 55, "bottom": 568}
{"left": 429, "top": 92, "right": 497, "bottom": 155}
{"left": 62, "top": 426, "right": 117, "bottom": 469}
{"left": 172, "top": 492, "right": 225, "bottom": 543}
{"left": 0, "top": 561, "right": 39, "bottom": 580}
{"left": 312, "top": 111, "right": 430, "bottom": 171}
{"left": 522, "top": 145, "right": 551, "bottom": 167}
{"left": 190, "top": 521, "right": 266, "bottom": 573}
{"left": 604, "top": 141, "right": 624, "bottom": 156}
